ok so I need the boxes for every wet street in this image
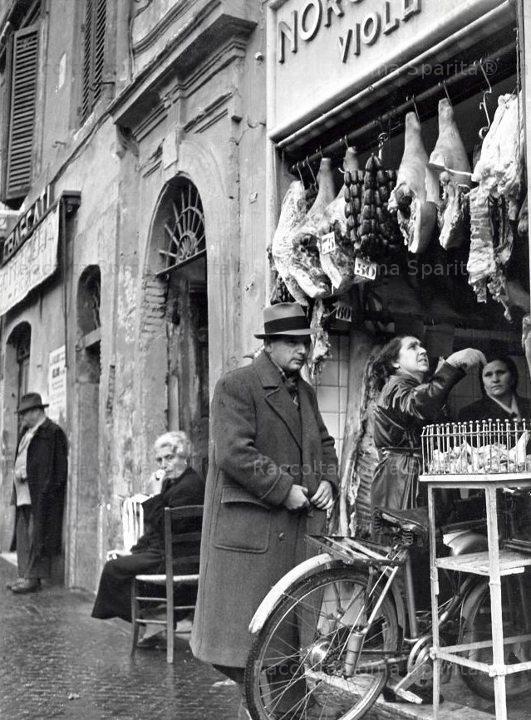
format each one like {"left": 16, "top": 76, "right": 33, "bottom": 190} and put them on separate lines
{"left": 0, "top": 558, "right": 239, "bottom": 720}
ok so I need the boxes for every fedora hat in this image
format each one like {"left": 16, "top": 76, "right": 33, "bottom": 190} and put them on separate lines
{"left": 254, "top": 302, "right": 314, "bottom": 339}
{"left": 17, "top": 392, "right": 49, "bottom": 414}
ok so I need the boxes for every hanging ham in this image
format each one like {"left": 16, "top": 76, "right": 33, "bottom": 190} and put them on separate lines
{"left": 388, "top": 111, "right": 437, "bottom": 254}
{"left": 317, "top": 148, "right": 359, "bottom": 294}
{"left": 271, "top": 181, "right": 310, "bottom": 305}
{"left": 428, "top": 98, "right": 471, "bottom": 250}
{"left": 288, "top": 158, "right": 334, "bottom": 298}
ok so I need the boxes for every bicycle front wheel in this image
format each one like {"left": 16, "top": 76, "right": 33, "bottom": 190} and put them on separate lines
{"left": 245, "top": 567, "right": 400, "bottom": 720}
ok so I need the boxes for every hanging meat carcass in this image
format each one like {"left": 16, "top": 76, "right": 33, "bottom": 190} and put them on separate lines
{"left": 467, "top": 93, "right": 525, "bottom": 318}
{"left": 467, "top": 186, "right": 496, "bottom": 303}
{"left": 388, "top": 111, "right": 437, "bottom": 254}
{"left": 428, "top": 98, "right": 471, "bottom": 250}
{"left": 316, "top": 148, "right": 359, "bottom": 293}
{"left": 518, "top": 196, "right": 528, "bottom": 239}
{"left": 308, "top": 298, "right": 332, "bottom": 376}
{"left": 472, "top": 93, "right": 524, "bottom": 215}
{"left": 287, "top": 158, "right": 334, "bottom": 298}
{"left": 271, "top": 180, "right": 310, "bottom": 305}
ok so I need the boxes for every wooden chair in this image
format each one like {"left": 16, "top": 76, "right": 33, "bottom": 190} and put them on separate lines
{"left": 131, "top": 505, "right": 203, "bottom": 663}
{"left": 106, "top": 495, "right": 150, "bottom": 560}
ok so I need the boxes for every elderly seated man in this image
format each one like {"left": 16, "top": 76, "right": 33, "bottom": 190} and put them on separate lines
{"left": 91, "top": 431, "right": 204, "bottom": 647}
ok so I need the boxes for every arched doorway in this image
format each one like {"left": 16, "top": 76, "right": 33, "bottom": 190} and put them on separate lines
{"left": 1, "top": 322, "right": 31, "bottom": 549}
{"left": 143, "top": 177, "right": 209, "bottom": 477}
{"left": 73, "top": 265, "right": 101, "bottom": 590}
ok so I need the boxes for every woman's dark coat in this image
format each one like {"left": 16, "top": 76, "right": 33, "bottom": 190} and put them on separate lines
{"left": 10, "top": 417, "right": 68, "bottom": 557}
{"left": 190, "top": 351, "right": 338, "bottom": 669}
{"left": 371, "top": 363, "right": 464, "bottom": 511}
{"left": 91, "top": 467, "right": 204, "bottom": 622}
{"left": 458, "top": 395, "right": 531, "bottom": 423}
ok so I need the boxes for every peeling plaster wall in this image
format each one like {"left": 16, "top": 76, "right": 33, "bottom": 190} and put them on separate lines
{"left": 0, "top": 2, "right": 268, "bottom": 593}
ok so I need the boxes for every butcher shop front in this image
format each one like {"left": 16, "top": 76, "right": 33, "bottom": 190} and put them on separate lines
{"left": 264, "top": 2, "right": 531, "bottom": 713}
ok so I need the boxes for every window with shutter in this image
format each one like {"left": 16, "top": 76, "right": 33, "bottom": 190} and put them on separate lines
{"left": 5, "top": 25, "right": 39, "bottom": 200}
{"left": 81, "top": 0, "right": 107, "bottom": 123}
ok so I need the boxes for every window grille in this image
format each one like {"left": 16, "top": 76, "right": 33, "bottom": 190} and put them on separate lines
{"left": 158, "top": 182, "right": 206, "bottom": 274}
{"left": 5, "top": 25, "right": 39, "bottom": 199}
{"left": 81, "top": 0, "right": 106, "bottom": 122}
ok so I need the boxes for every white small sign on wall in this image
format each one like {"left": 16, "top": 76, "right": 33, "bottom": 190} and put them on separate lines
{"left": 48, "top": 345, "right": 67, "bottom": 427}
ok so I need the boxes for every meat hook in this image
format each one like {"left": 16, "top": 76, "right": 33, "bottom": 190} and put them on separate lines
{"left": 295, "top": 161, "right": 305, "bottom": 185}
{"left": 406, "top": 95, "right": 420, "bottom": 121}
{"left": 304, "top": 156, "right": 317, "bottom": 186}
{"left": 478, "top": 58, "right": 493, "bottom": 139}
{"left": 440, "top": 81, "right": 452, "bottom": 105}
{"left": 376, "top": 118, "right": 389, "bottom": 161}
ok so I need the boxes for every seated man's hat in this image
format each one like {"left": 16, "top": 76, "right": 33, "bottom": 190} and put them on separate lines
{"left": 254, "top": 302, "right": 314, "bottom": 339}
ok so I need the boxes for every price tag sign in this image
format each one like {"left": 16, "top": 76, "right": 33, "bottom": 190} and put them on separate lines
{"left": 354, "top": 256, "right": 378, "bottom": 281}
{"left": 334, "top": 301, "right": 353, "bottom": 323}
{"left": 319, "top": 232, "right": 336, "bottom": 255}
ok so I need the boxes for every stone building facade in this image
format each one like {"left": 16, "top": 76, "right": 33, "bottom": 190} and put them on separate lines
{"left": 0, "top": 0, "right": 267, "bottom": 591}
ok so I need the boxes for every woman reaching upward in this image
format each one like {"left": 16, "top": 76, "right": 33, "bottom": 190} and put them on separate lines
{"left": 371, "top": 336, "right": 485, "bottom": 512}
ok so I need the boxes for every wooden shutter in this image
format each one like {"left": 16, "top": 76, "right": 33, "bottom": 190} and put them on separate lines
{"left": 6, "top": 26, "right": 39, "bottom": 199}
{"left": 81, "top": 0, "right": 107, "bottom": 122}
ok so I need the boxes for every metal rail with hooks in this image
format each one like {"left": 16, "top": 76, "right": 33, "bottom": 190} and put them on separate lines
{"left": 289, "top": 41, "right": 515, "bottom": 176}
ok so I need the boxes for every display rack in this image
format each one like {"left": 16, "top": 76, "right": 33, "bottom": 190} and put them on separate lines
{"left": 420, "top": 473, "right": 531, "bottom": 720}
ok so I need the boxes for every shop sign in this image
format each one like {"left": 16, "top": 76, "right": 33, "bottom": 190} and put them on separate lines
{"left": 0, "top": 204, "right": 60, "bottom": 316}
{"left": 1, "top": 185, "right": 53, "bottom": 265}
{"left": 48, "top": 345, "right": 67, "bottom": 427}
{"left": 270, "top": 0, "right": 504, "bottom": 136}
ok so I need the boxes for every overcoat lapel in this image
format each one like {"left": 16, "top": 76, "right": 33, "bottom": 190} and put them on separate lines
{"left": 253, "top": 352, "right": 302, "bottom": 449}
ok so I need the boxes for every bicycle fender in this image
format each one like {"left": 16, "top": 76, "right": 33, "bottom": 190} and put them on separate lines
{"left": 249, "top": 553, "right": 336, "bottom": 634}
{"left": 389, "top": 578, "right": 407, "bottom": 634}
{"left": 460, "top": 578, "right": 488, "bottom": 627}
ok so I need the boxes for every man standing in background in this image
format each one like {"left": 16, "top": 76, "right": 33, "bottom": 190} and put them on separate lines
{"left": 8, "top": 392, "right": 68, "bottom": 594}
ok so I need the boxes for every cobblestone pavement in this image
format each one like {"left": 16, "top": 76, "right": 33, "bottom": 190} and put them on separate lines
{"left": 0, "top": 558, "right": 240, "bottom": 720}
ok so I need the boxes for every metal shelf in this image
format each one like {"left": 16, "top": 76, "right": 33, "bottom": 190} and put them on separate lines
{"left": 436, "top": 549, "right": 531, "bottom": 576}
{"left": 420, "top": 473, "right": 531, "bottom": 485}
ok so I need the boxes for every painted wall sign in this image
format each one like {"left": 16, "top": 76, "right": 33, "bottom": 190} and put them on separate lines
{"left": 0, "top": 204, "right": 60, "bottom": 316}
{"left": 1, "top": 185, "right": 53, "bottom": 264}
{"left": 270, "top": 0, "right": 505, "bottom": 137}
{"left": 48, "top": 345, "right": 67, "bottom": 427}
{"left": 277, "top": 0, "right": 421, "bottom": 64}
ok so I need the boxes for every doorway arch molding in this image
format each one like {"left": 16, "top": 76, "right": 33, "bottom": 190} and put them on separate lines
{"left": 137, "top": 137, "right": 242, "bottom": 470}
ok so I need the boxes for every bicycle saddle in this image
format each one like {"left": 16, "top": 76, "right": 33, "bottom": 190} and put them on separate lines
{"left": 373, "top": 507, "right": 429, "bottom": 537}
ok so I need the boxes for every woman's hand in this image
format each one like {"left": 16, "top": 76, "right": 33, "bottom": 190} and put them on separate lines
{"left": 446, "top": 348, "right": 486, "bottom": 372}
{"left": 310, "top": 480, "right": 335, "bottom": 511}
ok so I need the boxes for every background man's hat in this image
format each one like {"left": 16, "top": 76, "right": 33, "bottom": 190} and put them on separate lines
{"left": 17, "top": 392, "right": 49, "bottom": 414}
{"left": 254, "top": 302, "right": 313, "bottom": 339}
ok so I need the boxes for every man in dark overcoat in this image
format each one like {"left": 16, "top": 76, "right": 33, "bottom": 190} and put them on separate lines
{"left": 191, "top": 303, "right": 338, "bottom": 716}
{"left": 8, "top": 392, "right": 68, "bottom": 593}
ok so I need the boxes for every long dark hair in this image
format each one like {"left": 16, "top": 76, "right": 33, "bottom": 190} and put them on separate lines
{"left": 372, "top": 335, "right": 408, "bottom": 391}
{"left": 479, "top": 355, "right": 519, "bottom": 396}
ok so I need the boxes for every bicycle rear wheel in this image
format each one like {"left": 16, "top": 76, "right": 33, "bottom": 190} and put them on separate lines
{"left": 245, "top": 567, "right": 400, "bottom": 720}
{"left": 460, "top": 576, "right": 531, "bottom": 700}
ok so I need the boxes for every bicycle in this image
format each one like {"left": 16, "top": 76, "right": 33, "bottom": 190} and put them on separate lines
{"left": 245, "top": 501, "right": 531, "bottom": 720}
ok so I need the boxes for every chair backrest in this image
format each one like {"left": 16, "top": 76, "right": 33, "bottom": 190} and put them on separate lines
{"left": 163, "top": 505, "right": 203, "bottom": 579}
{"left": 122, "top": 497, "right": 145, "bottom": 552}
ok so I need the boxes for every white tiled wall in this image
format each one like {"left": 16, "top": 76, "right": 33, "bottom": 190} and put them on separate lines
{"left": 314, "top": 334, "right": 350, "bottom": 461}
